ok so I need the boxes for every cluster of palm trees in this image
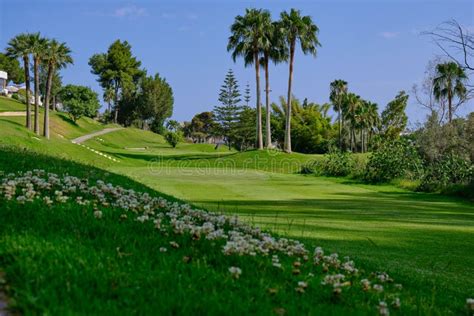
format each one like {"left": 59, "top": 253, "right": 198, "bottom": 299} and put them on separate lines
{"left": 330, "top": 80, "right": 380, "bottom": 153}
{"left": 6, "top": 33, "right": 73, "bottom": 139}
{"left": 227, "top": 8, "right": 320, "bottom": 153}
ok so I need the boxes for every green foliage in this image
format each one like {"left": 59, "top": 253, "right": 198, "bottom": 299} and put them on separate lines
{"left": 419, "top": 153, "right": 473, "bottom": 192}
{"left": 214, "top": 69, "right": 242, "bottom": 148}
{"left": 433, "top": 61, "right": 468, "bottom": 122}
{"left": 165, "top": 131, "right": 183, "bottom": 148}
{"left": 132, "top": 73, "right": 174, "bottom": 131}
{"left": 272, "top": 96, "right": 334, "bottom": 153}
{"left": 231, "top": 106, "right": 256, "bottom": 151}
{"left": 415, "top": 111, "right": 473, "bottom": 163}
{"left": 0, "top": 53, "right": 24, "bottom": 84}
{"left": 184, "top": 112, "right": 218, "bottom": 143}
{"left": 380, "top": 91, "right": 409, "bottom": 140}
{"left": 321, "top": 149, "right": 353, "bottom": 177}
{"left": 364, "top": 139, "right": 423, "bottom": 183}
{"left": 59, "top": 84, "right": 100, "bottom": 122}
{"left": 89, "top": 40, "right": 145, "bottom": 122}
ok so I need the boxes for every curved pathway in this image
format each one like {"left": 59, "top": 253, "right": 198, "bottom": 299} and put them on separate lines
{"left": 71, "top": 127, "right": 123, "bottom": 144}
{"left": 0, "top": 111, "right": 28, "bottom": 116}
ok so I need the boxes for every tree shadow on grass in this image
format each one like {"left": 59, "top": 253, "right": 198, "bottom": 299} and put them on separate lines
{"left": 55, "top": 113, "right": 79, "bottom": 126}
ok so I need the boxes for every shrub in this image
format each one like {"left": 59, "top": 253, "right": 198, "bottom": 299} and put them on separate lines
{"left": 300, "top": 159, "right": 321, "bottom": 175}
{"left": 351, "top": 154, "right": 368, "bottom": 179}
{"left": 364, "top": 139, "right": 423, "bottom": 183}
{"left": 165, "top": 131, "right": 183, "bottom": 148}
{"left": 321, "top": 149, "right": 353, "bottom": 177}
{"left": 418, "top": 153, "right": 473, "bottom": 192}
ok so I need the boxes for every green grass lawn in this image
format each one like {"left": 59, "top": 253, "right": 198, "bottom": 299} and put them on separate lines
{"left": 1, "top": 97, "right": 473, "bottom": 314}
{"left": 0, "top": 96, "right": 27, "bottom": 112}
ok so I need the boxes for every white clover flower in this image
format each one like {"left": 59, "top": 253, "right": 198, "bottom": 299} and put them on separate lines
{"left": 361, "top": 279, "right": 371, "bottom": 291}
{"left": 373, "top": 284, "right": 384, "bottom": 293}
{"left": 228, "top": 266, "right": 242, "bottom": 279}
{"left": 378, "top": 301, "right": 389, "bottom": 316}
{"left": 392, "top": 298, "right": 401, "bottom": 309}
{"left": 159, "top": 247, "right": 167, "bottom": 253}
{"left": 466, "top": 298, "right": 474, "bottom": 311}
{"left": 298, "top": 281, "right": 308, "bottom": 289}
{"left": 93, "top": 210, "right": 103, "bottom": 219}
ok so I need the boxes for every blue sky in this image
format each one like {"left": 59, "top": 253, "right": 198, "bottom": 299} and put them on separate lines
{"left": 1, "top": 0, "right": 473, "bottom": 124}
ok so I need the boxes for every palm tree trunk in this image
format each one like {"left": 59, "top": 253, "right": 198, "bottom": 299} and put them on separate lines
{"left": 33, "top": 57, "right": 40, "bottom": 135}
{"left": 264, "top": 54, "right": 272, "bottom": 149}
{"left": 254, "top": 51, "right": 263, "bottom": 150}
{"left": 448, "top": 90, "right": 452, "bottom": 123}
{"left": 23, "top": 56, "right": 31, "bottom": 130}
{"left": 43, "top": 63, "right": 54, "bottom": 139}
{"left": 113, "top": 83, "right": 119, "bottom": 124}
{"left": 284, "top": 42, "right": 295, "bottom": 153}
{"left": 52, "top": 95, "right": 56, "bottom": 111}
{"left": 338, "top": 107, "right": 342, "bottom": 151}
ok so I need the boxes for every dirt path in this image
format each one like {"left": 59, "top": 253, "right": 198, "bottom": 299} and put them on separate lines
{"left": 0, "top": 111, "right": 28, "bottom": 117}
{"left": 71, "top": 127, "right": 123, "bottom": 144}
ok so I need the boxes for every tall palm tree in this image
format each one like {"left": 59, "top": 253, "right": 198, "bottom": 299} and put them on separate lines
{"left": 433, "top": 61, "right": 467, "bottom": 123}
{"left": 279, "top": 9, "right": 320, "bottom": 153}
{"left": 228, "top": 8, "right": 271, "bottom": 150}
{"left": 43, "top": 39, "right": 73, "bottom": 139}
{"left": 260, "top": 21, "right": 288, "bottom": 149}
{"left": 6, "top": 33, "right": 32, "bottom": 129}
{"left": 365, "top": 101, "right": 379, "bottom": 151}
{"left": 343, "top": 93, "right": 361, "bottom": 152}
{"left": 329, "top": 79, "right": 348, "bottom": 150}
{"left": 29, "top": 33, "right": 48, "bottom": 135}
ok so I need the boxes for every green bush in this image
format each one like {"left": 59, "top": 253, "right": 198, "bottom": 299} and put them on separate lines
{"left": 364, "top": 139, "right": 423, "bottom": 183}
{"left": 350, "top": 154, "right": 368, "bottom": 179}
{"left": 321, "top": 149, "right": 353, "bottom": 176}
{"left": 300, "top": 159, "right": 321, "bottom": 175}
{"left": 418, "top": 153, "right": 473, "bottom": 192}
{"left": 165, "top": 131, "right": 183, "bottom": 148}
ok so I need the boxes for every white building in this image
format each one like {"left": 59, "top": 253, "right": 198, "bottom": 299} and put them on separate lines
{"left": 0, "top": 70, "right": 7, "bottom": 93}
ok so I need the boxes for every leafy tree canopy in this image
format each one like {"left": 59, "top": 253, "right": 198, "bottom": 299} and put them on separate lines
{"left": 0, "top": 52, "right": 24, "bottom": 84}
{"left": 59, "top": 84, "right": 100, "bottom": 122}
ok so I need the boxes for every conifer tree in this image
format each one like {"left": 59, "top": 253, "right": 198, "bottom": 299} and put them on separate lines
{"left": 214, "top": 69, "right": 242, "bottom": 149}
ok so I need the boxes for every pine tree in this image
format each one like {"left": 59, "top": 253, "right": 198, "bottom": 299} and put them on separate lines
{"left": 214, "top": 69, "right": 242, "bottom": 149}
{"left": 244, "top": 82, "right": 251, "bottom": 106}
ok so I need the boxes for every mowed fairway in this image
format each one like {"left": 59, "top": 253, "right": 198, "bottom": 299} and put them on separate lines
{"left": 111, "top": 163, "right": 474, "bottom": 311}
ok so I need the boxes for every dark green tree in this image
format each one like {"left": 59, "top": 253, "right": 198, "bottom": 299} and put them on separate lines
{"left": 184, "top": 111, "right": 218, "bottom": 143}
{"left": 214, "top": 69, "right": 241, "bottom": 149}
{"left": 0, "top": 53, "right": 24, "bottom": 84}
{"left": 89, "top": 40, "right": 144, "bottom": 123}
{"left": 59, "top": 84, "right": 100, "bottom": 122}
{"left": 243, "top": 82, "right": 251, "bottom": 106}
{"left": 233, "top": 106, "right": 257, "bottom": 151}
{"left": 119, "top": 73, "right": 174, "bottom": 131}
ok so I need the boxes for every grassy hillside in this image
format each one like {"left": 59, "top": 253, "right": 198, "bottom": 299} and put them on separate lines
{"left": 0, "top": 147, "right": 410, "bottom": 315}
{"left": 0, "top": 96, "right": 473, "bottom": 314}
